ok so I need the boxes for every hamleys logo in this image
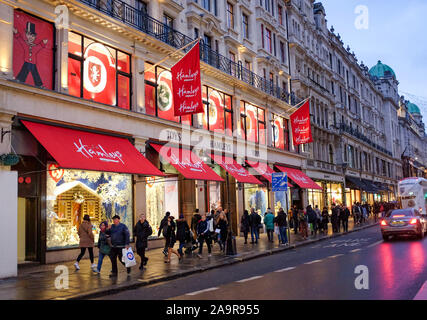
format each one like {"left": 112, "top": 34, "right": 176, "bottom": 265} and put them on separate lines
{"left": 74, "top": 139, "right": 124, "bottom": 164}
{"left": 170, "top": 153, "right": 205, "bottom": 172}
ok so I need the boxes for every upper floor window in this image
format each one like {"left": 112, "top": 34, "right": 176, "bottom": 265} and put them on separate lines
{"left": 239, "top": 102, "right": 266, "bottom": 144}
{"left": 202, "top": 0, "right": 210, "bottom": 11}
{"left": 272, "top": 114, "right": 290, "bottom": 151}
{"left": 227, "top": 2, "right": 234, "bottom": 29}
{"left": 68, "top": 32, "right": 131, "bottom": 109}
{"left": 242, "top": 13, "right": 249, "bottom": 39}
{"left": 280, "top": 41, "right": 286, "bottom": 64}
{"left": 163, "top": 14, "right": 173, "bottom": 29}
{"left": 278, "top": 5, "right": 283, "bottom": 25}
{"left": 265, "top": 28, "right": 272, "bottom": 53}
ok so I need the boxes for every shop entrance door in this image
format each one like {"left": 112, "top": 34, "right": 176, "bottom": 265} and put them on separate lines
{"left": 17, "top": 197, "right": 39, "bottom": 262}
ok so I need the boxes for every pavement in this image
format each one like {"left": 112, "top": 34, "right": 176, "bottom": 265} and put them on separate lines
{"left": 0, "top": 218, "right": 378, "bottom": 300}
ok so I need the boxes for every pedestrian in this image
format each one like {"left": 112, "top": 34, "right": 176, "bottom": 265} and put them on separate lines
{"left": 74, "top": 214, "right": 96, "bottom": 272}
{"left": 93, "top": 221, "right": 111, "bottom": 274}
{"left": 298, "top": 209, "right": 308, "bottom": 240}
{"left": 352, "top": 202, "right": 360, "bottom": 225}
{"left": 240, "top": 210, "right": 250, "bottom": 244}
{"left": 331, "top": 204, "right": 339, "bottom": 233}
{"left": 306, "top": 205, "right": 317, "bottom": 236}
{"left": 197, "top": 213, "right": 212, "bottom": 258}
{"left": 249, "top": 208, "right": 261, "bottom": 244}
{"left": 321, "top": 207, "right": 329, "bottom": 234}
{"left": 315, "top": 205, "right": 322, "bottom": 232}
{"left": 164, "top": 216, "right": 182, "bottom": 263}
{"left": 107, "top": 215, "right": 131, "bottom": 277}
{"left": 342, "top": 206, "right": 350, "bottom": 232}
{"left": 191, "top": 209, "right": 201, "bottom": 246}
{"left": 216, "top": 212, "right": 228, "bottom": 252}
{"left": 362, "top": 204, "right": 367, "bottom": 223}
{"left": 292, "top": 205, "right": 299, "bottom": 235}
{"left": 133, "top": 214, "right": 153, "bottom": 270}
{"left": 176, "top": 214, "right": 190, "bottom": 257}
{"left": 275, "top": 208, "right": 288, "bottom": 245}
{"left": 158, "top": 211, "right": 171, "bottom": 257}
{"left": 263, "top": 209, "right": 275, "bottom": 242}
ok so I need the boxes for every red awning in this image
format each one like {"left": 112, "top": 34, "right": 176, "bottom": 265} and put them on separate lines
{"left": 276, "top": 166, "right": 322, "bottom": 190}
{"left": 210, "top": 154, "right": 262, "bottom": 185}
{"left": 22, "top": 120, "right": 164, "bottom": 176}
{"left": 151, "top": 143, "right": 223, "bottom": 181}
{"left": 246, "top": 160, "right": 293, "bottom": 187}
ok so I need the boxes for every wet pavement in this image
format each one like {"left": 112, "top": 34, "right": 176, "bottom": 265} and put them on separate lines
{"left": 0, "top": 218, "right": 377, "bottom": 300}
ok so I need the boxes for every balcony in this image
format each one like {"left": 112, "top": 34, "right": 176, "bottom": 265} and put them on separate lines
{"left": 339, "top": 123, "right": 393, "bottom": 157}
{"left": 77, "top": 0, "right": 301, "bottom": 105}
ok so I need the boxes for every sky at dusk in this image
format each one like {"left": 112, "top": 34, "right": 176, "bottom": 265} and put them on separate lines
{"left": 321, "top": 0, "right": 427, "bottom": 121}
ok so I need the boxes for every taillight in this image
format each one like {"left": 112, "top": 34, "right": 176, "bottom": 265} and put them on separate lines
{"left": 381, "top": 220, "right": 387, "bottom": 226}
{"left": 410, "top": 218, "right": 418, "bottom": 225}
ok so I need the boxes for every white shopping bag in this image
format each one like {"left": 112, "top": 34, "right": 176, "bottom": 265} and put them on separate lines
{"left": 122, "top": 247, "right": 137, "bottom": 268}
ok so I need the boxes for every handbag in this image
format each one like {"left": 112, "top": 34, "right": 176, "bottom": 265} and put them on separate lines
{"left": 122, "top": 247, "right": 137, "bottom": 268}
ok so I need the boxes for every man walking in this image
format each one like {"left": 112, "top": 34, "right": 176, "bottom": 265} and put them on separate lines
{"left": 275, "top": 208, "right": 288, "bottom": 245}
{"left": 249, "top": 208, "right": 261, "bottom": 244}
{"left": 134, "top": 214, "right": 152, "bottom": 270}
{"left": 107, "top": 215, "right": 131, "bottom": 277}
{"left": 331, "top": 204, "right": 339, "bottom": 233}
{"left": 158, "top": 211, "right": 171, "bottom": 256}
{"left": 341, "top": 206, "right": 350, "bottom": 232}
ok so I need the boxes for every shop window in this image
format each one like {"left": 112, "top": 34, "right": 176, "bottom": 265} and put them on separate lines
{"left": 13, "top": 10, "right": 55, "bottom": 89}
{"left": 239, "top": 101, "right": 266, "bottom": 144}
{"left": 272, "top": 114, "right": 290, "bottom": 151}
{"left": 68, "top": 32, "right": 131, "bottom": 109}
{"left": 244, "top": 184, "right": 268, "bottom": 221}
{"left": 208, "top": 181, "right": 222, "bottom": 211}
{"left": 46, "top": 164, "right": 133, "bottom": 249}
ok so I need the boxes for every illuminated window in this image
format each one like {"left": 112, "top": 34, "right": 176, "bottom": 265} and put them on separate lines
{"left": 240, "top": 101, "right": 266, "bottom": 144}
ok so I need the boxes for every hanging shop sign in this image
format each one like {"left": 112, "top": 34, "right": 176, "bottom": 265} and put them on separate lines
{"left": 290, "top": 100, "right": 313, "bottom": 145}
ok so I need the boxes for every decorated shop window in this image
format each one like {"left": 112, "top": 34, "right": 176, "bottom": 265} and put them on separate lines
{"left": 239, "top": 101, "right": 266, "bottom": 144}
{"left": 46, "top": 163, "right": 133, "bottom": 249}
{"left": 272, "top": 114, "right": 290, "bottom": 151}
{"left": 244, "top": 184, "right": 268, "bottom": 222}
{"left": 13, "top": 10, "right": 54, "bottom": 89}
{"left": 68, "top": 32, "right": 131, "bottom": 109}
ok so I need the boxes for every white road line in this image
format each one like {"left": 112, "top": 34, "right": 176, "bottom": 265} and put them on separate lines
{"left": 350, "top": 249, "right": 362, "bottom": 253}
{"left": 328, "top": 254, "right": 344, "bottom": 258}
{"left": 236, "top": 276, "right": 264, "bottom": 283}
{"left": 414, "top": 281, "right": 427, "bottom": 300}
{"left": 304, "top": 259, "right": 322, "bottom": 265}
{"left": 367, "top": 240, "right": 383, "bottom": 248}
{"left": 274, "top": 267, "right": 296, "bottom": 273}
{"left": 186, "top": 287, "right": 219, "bottom": 296}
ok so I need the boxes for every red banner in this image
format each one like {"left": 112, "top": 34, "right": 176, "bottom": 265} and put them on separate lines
{"left": 171, "top": 42, "right": 204, "bottom": 116}
{"left": 290, "top": 100, "right": 313, "bottom": 145}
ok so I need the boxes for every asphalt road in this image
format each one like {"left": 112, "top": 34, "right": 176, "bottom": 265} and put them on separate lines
{"left": 97, "top": 225, "right": 427, "bottom": 300}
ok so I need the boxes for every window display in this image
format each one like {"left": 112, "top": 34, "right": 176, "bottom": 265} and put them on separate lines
{"left": 239, "top": 101, "right": 266, "bottom": 144}
{"left": 145, "top": 177, "right": 179, "bottom": 237}
{"left": 46, "top": 163, "right": 133, "bottom": 249}
{"left": 244, "top": 184, "right": 268, "bottom": 217}
{"left": 68, "top": 32, "right": 131, "bottom": 109}
{"left": 308, "top": 183, "right": 324, "bottom": 209}
{"left": 208, "top": 181, "right": 222, "bottom": 211}
{"left": 326, "top": 183, "right": 343, "bottom": 207}
{"left": 272, "top": 114, "right": 290, "bottom": 151}
{"left": 274, "top": 190, "right": 290, "bottom": 213}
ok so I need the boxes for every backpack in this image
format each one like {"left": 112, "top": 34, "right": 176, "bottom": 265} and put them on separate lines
{"left": 147, "top": 225, "right": 153, "bottom": 237}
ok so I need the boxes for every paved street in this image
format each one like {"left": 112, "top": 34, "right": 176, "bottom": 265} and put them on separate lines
{"left": 100, "top": 225, "right": 427, "bottom": 300}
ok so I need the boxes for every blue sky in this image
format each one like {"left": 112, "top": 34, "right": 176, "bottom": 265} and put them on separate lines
{"left": 321, "top": 0, "right": 427, "bottom": 120}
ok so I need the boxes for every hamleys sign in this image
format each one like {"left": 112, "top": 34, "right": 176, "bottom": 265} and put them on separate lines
{"left": 74, "top": 138, "right": 124, "bottom": 164}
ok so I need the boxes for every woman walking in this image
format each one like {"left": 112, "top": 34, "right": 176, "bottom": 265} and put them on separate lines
{"left": 321, "top": 207, "right": 329, "bottom": 234}
{"left": 176, "top": 214, "right": 190, "bottom": 257}
{"left": 240, "top": 210, "right": 250, "bottom": 244}
{"left": 74, "top": 214, "right": 96, "bottom": 271}
{"left": 216, "top": 212, "right": 228, "bottom": 252}
{"left": 298, "top": 209, "right": 308, "bottom": 240}
{"left": 164, "top": 216, "right": 182, "bottom": 263}
{"left": 93, "top": 221, "right": 111, "bottom": 274}
{"left": 197, "top": 213, "right": 212, "bottom": 258}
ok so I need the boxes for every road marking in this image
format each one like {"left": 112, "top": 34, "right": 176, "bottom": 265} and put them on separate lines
{"left": 414, "top": 281, "right": 427, "bottom": 300}
{"left": 304, "top": 259, "right": 322, "bottom": 265}
{"left": 236, "top": 276, "right": 264, "bottom": 283}
{"left": 186, "top": 287, "right": 219, "bottom": 296}
{"left": 274, "top": 267, "right": 296, "bottom": 273}
{"left": 328, "top": 254, "right": 344, "bottom": 259}
{"left": 350, "top": 249, "right": 362, "bottom": 253}
{"left": 367, "top": 240, "right": 383, "bottom": 248}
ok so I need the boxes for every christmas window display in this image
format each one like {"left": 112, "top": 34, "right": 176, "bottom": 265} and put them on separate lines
{"left": 244, "top": 184, "right": 268, "bottom": 218}
{"left": 208, "top": 181, "right": 222, "bottom": 211}
{"left": 145, "top": 177, "right": 179, "bottom": 237}
{"left": 46, "top": 163, "right": 133, "bottom": 249}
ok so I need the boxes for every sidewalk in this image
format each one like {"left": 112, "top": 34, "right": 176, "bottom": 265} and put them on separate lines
{"left": 0, "top": 218, "right": 378, "bottom": 300}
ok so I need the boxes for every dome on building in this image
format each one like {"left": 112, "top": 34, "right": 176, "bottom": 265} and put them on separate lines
{"left": 407, "top": 102, "right": 421, "bottom": 115}
{"left": 369, "top": 60, "right": 396, "bottom": 79}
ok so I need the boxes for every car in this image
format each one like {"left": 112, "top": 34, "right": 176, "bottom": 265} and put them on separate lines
{"left": 380, "top": 208, "right": 427, "bottom": 241}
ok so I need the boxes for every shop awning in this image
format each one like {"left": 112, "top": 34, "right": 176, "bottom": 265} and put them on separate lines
{"left": 209, "top": 154, "right": 262, "bottom": 185}
{"left": 276, "top": 166, "right": 322, "bottom": 190}
{"left": 245, "top": 160, "right": 293, "bottom": 186}
{"left": 361, "top": 179, "right": 380, "bottom": 193}
{"left": 150, "top": 143, "right": 223, "bottom": 181}
{"left": 345, "top": 176, "right": 365, "bottom": 190}
{"left": 22, "top": 120, "right": 165, "bottom": 176}
{"left": 373, "top": 182, "right": 390, "bottom": 192}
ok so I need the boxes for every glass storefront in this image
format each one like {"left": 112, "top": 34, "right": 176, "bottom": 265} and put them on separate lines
{"left": 145, "top": 177, "right": 179, "bottom": 236}
{"left": 46, "top": 163, "right": 133, "bottom": 249}
{"left": 244, "top": 184, "right": 268, "bottom": 216}
{"left": 326, "top": 183, "right": 343, "bottom": 207}
{"left": 308, "top": 183, "right": 324, "bottom": 209}
{"left": 274, "top": 190, "right": 291, "bottom": 213}
{"left": 208, "top": 181, "right": 222, "bottom": 212}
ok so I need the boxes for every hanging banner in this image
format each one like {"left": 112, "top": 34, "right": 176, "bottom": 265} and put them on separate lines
{"left": 171, "top": 42, "right": 204, "bottom": 116}
{"left": 290, "top": 100, "right": 313, "bottom": 145}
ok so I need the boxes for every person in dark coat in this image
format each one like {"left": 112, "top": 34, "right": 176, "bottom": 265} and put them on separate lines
{"left": 249, "top": 208, "right": 261, "bottom": 244}
{"left": 107, "top": 215, "right": 131, "bottom": 277}
{"left": 134, "top": 214, "right": 153, "bottom": 269}
{"left": 158, "top": 211, "right": 171, "bottom": 256}
{"left": 240, "top": 210, "right": 250, "bottom": 244}
{"left": 176, "top": 214, "right": 190, "bottom": 256}
{"left": 164, "top": 216, "right": 182, "bottom": 263}
{"left": 306, "top": 205, "right": 317, "bottom": 236}
{"left": 341, "top": 205, "right": 350, "bottom": 232}
{"left": 197, "top": 213, "right": 212, "bottom": 258}
{"left": 321, "top": 207, "right": 329, "bottom": 234}
{"left": 331, "top": 204, "right": 339, "bottom": 233}
{"left": 292, "top": 205, "right": 299, "bottom": 234}
{"left": 275, "top": 208, "right": 288, "bottom": 244}
{"left": 216, "top": 212, "right": 228, "bottom": 252}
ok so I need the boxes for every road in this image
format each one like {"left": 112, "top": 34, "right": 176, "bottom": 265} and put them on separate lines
{"left": 97, "top": 225, "right": 427, "bottom": 300}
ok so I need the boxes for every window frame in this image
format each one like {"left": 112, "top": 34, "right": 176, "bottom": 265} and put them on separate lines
{"left": 240, "top": 101, "right": 266, "bottom": 144}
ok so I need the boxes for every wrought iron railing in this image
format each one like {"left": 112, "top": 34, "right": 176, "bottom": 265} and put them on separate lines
{"left": 78, "top": 0, "right": 301, "bottom": 105}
